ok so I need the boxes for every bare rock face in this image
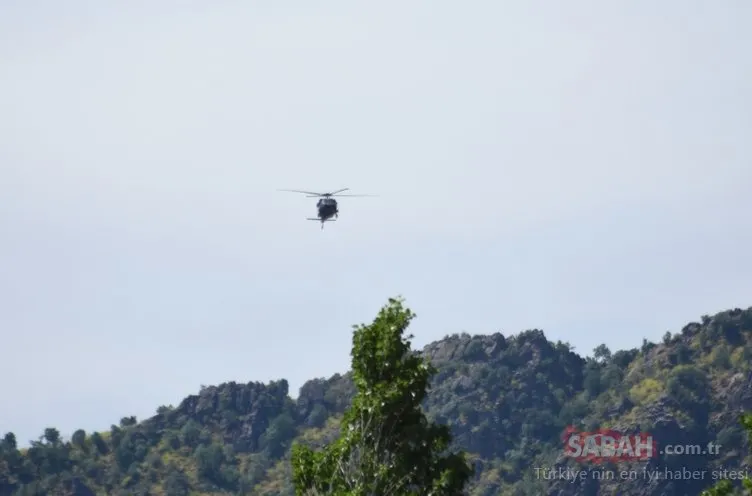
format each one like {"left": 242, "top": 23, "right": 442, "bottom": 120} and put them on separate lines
{"left": 548, "top": 393, "right": 717, "bottom": 496}
{"left": 3, "top": 306, "right": 752, "bottom": 495}
{"left": 296, "top": 373, "right": 356, "bottom": 424}
{"left": 173, "top": 379, "right": 291, "bottom": 452}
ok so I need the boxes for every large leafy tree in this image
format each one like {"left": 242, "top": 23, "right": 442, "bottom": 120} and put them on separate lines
{"left": 291, "top": 297, "right": 473, "bottom": 495}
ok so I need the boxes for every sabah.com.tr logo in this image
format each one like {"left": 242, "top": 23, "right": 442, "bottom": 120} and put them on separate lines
{"left": 563, "top": 426, "right": 658, "bottom": 463}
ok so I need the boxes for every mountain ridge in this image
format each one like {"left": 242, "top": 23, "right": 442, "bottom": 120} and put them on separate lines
{"left": 2, "top": 305, "right": 752, "bottom": 495}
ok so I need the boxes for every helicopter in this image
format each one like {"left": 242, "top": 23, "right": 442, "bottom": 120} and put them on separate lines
{"left": 278, "top": 188, "right": 376, "bottom": 229}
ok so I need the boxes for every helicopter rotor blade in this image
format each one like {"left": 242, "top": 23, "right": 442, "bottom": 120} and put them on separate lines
{"left": 279, "top": 188, "right": 375, "bottom": 198}
{"left": 278, "top": 189, "right": 326, "bottom": 196}
{"left": 330, "top": 194, "right": 377, "bottom": 197}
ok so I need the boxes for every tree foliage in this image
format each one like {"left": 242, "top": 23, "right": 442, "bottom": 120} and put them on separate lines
{"left": 1, "top": 305, "right": 752, "bottom": 494}
{"left": 701, "top": 413, "right": 752, "bottom": 496}
{"left": 291, "top": 297, "right": 472, "bottom": 495}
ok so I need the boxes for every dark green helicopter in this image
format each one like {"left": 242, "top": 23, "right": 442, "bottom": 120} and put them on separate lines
{"left": 278, "top": 188, "right": 376, "bottom": 229}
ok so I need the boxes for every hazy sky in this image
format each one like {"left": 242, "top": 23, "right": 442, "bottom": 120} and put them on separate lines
{"left": 2, "top": 0, "right": 750, "bottom": 444}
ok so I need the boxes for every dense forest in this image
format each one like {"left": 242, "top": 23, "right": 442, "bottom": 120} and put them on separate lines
{"left": 2, "top": 302, "right": 752, "bottom": 495}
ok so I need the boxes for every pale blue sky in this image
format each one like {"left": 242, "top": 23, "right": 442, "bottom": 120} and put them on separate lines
{"left": 1, "top": 0, "right": 750, "bottom": 444}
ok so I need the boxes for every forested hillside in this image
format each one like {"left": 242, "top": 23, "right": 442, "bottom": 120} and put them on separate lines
{"left": 2, "top": 306, "right": 752, "bottom": 495}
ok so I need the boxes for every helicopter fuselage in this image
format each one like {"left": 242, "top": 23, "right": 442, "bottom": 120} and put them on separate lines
{"left": 278, "top": 187, "right": 371, "bottom": 229}
{"left": 317, "top": 198, "right": 338, "bottom": 220}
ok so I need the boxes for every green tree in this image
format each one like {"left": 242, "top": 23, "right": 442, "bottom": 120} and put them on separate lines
{"left": 593, "top": 344, "right": 611, "bottom": 363}
{"left": 260, "top": 413, "right": 297, "bottom": 458}
{"left": 701, "top": 414, "right": 752, "bottom": 495}
{"left": 711, "top": 344, "right": 732, "bottom": 369}
{"left": 179, "top": 420, "right": 201, "bottom": 448}
{"left": 194, "top": 443, "right": 225, "bottom": 481}
{"left": 90, "top": 432, "right": 108, "bottom": 455}
{"left": 42, "top": 427, "right": 61, "bottom": 446}
{"left": 71, "top": 429, "right": 87, "bottom": 449}
{"left": 306, "top": 404, "right": 329, "bottom": 428}
{"left": 1, "top": 432, "right": 17, "bottom": 451}
{"left": 164, "top": 463, "right": 191, "bottom": 496}
{"left": 120, "top": 416, "right": 137, "bottom": 428}
{"left": 291, "top": 297, "right": 473, "bottom": 495}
